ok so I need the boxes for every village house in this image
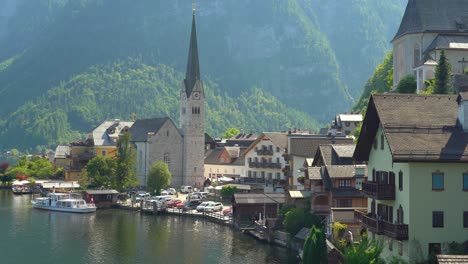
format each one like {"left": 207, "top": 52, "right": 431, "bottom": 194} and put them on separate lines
{"left": 393, "top": 0, "right": 468, "bottom": 92}
{"left": 285, "top": 135, "right": 353, "bottom": 190}
{"left": 232, "top": 193, "right": 285, "bottom": 228}
{"left": 204, "top": 145, "right": 246, "bottom": 181}
{"left": 242, "top": 132, "right": 289, "bottom": 189}
{"left": 353, "top": 93, "right": 468, "bottom": 262}
{"left": 305, "top": 144, "right": 367, "bottom": 219}
{"left": 63, "top": 119, "right": 134, "bottom": 181}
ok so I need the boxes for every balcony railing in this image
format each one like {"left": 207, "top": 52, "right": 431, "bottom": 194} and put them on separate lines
{"left": 354, "top": 210, "right": 408, "bottom": 240}
{"left": 72, "top": 152, "right": 95, "bottom": 161}
{"left": 249, "top": 162, "right": 281, "bottom": 169}
{"left": 362, "top": 181, "right": 395, "bottom": 200}
{"left": 256, "top": 149, "right": 274, "bottom": 156}
{"left": 381, "top": 221, "right": 409, "bottom": 240}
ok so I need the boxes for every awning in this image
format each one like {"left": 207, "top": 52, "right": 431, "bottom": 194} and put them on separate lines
{"left": 289, "top": 190, "right": 311, "bottom": 199}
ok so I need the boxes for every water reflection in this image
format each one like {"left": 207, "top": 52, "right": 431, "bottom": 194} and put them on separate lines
{"left": 0, "top": 191, "right": 298, "bottom": 264}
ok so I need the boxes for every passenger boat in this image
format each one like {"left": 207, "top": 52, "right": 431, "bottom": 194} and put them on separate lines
{"left": 11, "top": 180, "right": 32, "bottom": 194}
{"left": 31, "top": 192, "right": 96, "bottom": 213}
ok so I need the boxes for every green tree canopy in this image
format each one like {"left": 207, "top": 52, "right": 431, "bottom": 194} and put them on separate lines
{"left": 147, "top": 161, "right": 171, "bottom": 195}
{"left": 434, "top": 49, "right": 452, "bottom": 94}
{"left": 220, "top": 185, "right": 238, "bottom": 198}
{"left": 221, "top": 128, "right": 240, "bottom": 139}
{"left": 85, "top": 155, "right": 117, "bottom": 188}
{"left": 283, "top": 207, "right": 322, "bottom": 235}
{"left": 343, "top": 237, "right": 384, "bottom": 264}
{"left": 396, "top": 74, "right": 417, "bottom": 94}
{"left": 115, "top": 132, "right": 138, "bottom": 191}
{"left": 303, "top": 225, "right": 328, "bottom": 264}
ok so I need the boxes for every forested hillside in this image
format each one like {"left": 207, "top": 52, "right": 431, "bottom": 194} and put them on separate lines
{"left": 0, "top": 59, "right": 319, "bottom": 149}
{"left": 0, "top": 0, "right": 405, "bottom": 149}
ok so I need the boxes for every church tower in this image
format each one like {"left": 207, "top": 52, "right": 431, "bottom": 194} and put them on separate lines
{"left": 179, "top": 11, "right": 205, "bottom": 187}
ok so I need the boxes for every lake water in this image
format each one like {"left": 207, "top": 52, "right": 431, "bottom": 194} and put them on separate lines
{"left": 0, "top": 190, "right": 298, "bottom": 264}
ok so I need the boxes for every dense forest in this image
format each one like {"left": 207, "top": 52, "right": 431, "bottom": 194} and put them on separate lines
{"left": 0, "top": 0, "right": 406, "bottom": 149}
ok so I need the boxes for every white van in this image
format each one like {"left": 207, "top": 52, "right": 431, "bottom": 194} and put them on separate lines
{"left": 180, "top": 185, "right": 193, "bottom": 194}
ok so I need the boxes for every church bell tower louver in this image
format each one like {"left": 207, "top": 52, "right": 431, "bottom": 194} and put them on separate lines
{"left": 179, "top": 10, "right": 205, "bottom": 187}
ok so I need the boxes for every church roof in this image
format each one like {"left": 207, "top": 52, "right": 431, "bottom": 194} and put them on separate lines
{"left": 393, "top": 0, "right": 468, "bottom": 41}
{"left": 129, "top": 117, "right": 175, "bottom": 142}
{"left": 424, "top": 34, "right": 468, "bottom": 53}
{"left": 184, "top": 14, "right": 201, "bottom": 97}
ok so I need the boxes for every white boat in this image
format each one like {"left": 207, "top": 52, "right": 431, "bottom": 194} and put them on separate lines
{"left": 11, "top": 180, "right": 32, "bottom": 194}
{"left": 32, "top": 192, "right": 96, "bottom": 213}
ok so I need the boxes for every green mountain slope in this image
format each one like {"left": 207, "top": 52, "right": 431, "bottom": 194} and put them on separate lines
{"left": 0, "top": 0, "right": 405, "bottom": 149}
{"left": 0, "top": 59, "right": 319, "bottom": 149}
{"left": 353, "top": 51, "right": 393, "bottom": 113}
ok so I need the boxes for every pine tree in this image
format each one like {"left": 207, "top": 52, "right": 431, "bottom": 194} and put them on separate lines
{"left": 434, "top": 49, "right": 452, "bottom": 94}
{"left": 303, "top": 225, "right": 328, "bottom": 264}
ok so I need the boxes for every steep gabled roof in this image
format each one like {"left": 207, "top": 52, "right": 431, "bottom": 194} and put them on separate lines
{"left": 242, "top": 132, "right": 288, "bottom": 156}
{"left": 354, "top": 94, "right": 468, "bottom": 162}
{"left": 393, "top": 0, "right": 468, "bottom": 41}
{"left": 129, "top": 117, "right": 177, "bottom": 142}
{"left": 289, "top": 137, "right": 353, "bottom": 158}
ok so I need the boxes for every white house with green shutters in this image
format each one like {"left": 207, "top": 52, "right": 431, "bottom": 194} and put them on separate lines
{"left": 353, "top": 93, "right": 468, "bottom": 262}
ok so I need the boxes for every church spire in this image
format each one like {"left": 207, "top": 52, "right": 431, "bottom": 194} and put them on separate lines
{"left": 184, "top": 12, "right": 200, "bottom": 96}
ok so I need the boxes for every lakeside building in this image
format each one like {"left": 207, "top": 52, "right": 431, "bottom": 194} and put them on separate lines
{"left": 353, "top": 93, "right": 468, "bottom": 262}
{"left": 64, "top": 119, "right": 133, "bottom": 181}
{"left": 393, "top": 0, "right": 468, "bottom": 93}
{"left": 285, "top": 135, "right": 354, "bottom": 190}
{"left": 204, "top": 145, "right": 246, "bottom": 181}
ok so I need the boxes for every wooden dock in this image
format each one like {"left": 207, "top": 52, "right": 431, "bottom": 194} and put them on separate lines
{"left": 141, "top": 206, "right": 233, "bottom": 226}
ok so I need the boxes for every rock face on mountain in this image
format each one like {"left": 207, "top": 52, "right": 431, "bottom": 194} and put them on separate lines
{"left": 0, "top": 0, "right": 405, "bottom": 148}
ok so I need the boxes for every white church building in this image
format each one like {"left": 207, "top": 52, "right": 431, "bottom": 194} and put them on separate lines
{"left": 130, "top": 12, "right": 205, "bottom": 188}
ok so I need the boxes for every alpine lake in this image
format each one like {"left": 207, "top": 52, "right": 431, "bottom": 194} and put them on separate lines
{"left": 0, "top": 190, "right": 298, "bottom": 264}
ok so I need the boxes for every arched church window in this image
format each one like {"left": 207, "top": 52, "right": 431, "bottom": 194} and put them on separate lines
{"left": 164, "top": 152, "right": 170, "bottom": 165}
{"left": 413, "top": 43, "right": 421, "bottom": 67}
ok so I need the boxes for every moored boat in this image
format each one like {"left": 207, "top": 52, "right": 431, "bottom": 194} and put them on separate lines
{"left": 11, "top": 180, "right": 32, "bottom": 194}
{"left": 32, "top": 192, "right": 96, "bottom": 213}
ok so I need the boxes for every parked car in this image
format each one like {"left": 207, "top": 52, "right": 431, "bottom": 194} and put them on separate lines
{"left": 188, "top": 193, "right": 203, "bottom": 201}
{"left": 204, "top": 202, "right": 223, "bottom": 212}
{"left": 176, "top": 200, "right": 200, "bottom": 211}
{"left": 166, "top": 188, "right": 177, "bottom": 195}
{"left": 222, "top": 207, "right": 232, "bottom": 216}
{"left": 180, "top": 185, "right": 193, "bottom": 194}
{"left": 196, "top": 201, "right": 214, "bottom": 212}
{"left": 160, "top": 189, "right": 169, "bottom": 196}
{"left": 135, "top": 193, "right": 150, "bottom": 202}
{"left": 167, "top": 199, "right": 182, "bottom": 208}
{"left": 192, "top": 192, "right": 208, "bottom": 199}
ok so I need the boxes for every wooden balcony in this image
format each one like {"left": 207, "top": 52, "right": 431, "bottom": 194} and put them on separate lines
{"left": 256, "top": 149, "right": 274, "bottom": 156}
{"left": 362, "top": 181, "right": 395, "bottom": 200}
{"left": 249, "top": 162, "right": 281, "bottom": 169}
{"left": 72, "top": 152, "right": 95, "bottom": 161}
{"left": 354, "top": 210, "right": 408, "bottom": 240}
{"left": 381, "top": 221, "right": 409, "bottom": 240}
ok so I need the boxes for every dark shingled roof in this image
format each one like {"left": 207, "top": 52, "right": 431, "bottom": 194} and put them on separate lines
{"left": 184, "top": 14, "right": 201, "bottom": 97}
{"left": 263, "top": 132, "right": 288, "bottom": 150}
{"left": 234, "top": 193, "right": 285, "bottom": 204}
{"left": 204, "top": 147, "right": 246, "bottom": 166}
{"left": 393, "top": 0, "right": 468, "bottom": 41}
{"left": 307, "top": 167, "right": 322, "bottom": 180}
{"left": 424, "top": 34, "right": 468, "bottom": 53}
{"left": 326, "top": 165, "right": 358, "bottom": 179}
{"left": 354, "top": 94, "right": 468, "bottom": 162}
{"left": 129, "top": 117, "right": 174, "bottom": 142}
{"left": 289, "top": 137, "right": 353, "bottom": 158}
{"left": 332, "top": 145, "right": 356, "bottom": 159}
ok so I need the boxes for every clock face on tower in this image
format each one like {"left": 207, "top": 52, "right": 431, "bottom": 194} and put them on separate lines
{"left": 193, "top": 91, "right": 200, "bottom": 99}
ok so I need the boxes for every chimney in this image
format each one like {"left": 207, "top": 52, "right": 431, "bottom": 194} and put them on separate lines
{"left": 457, "top": 92, "right": 468, "bottom": 131}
